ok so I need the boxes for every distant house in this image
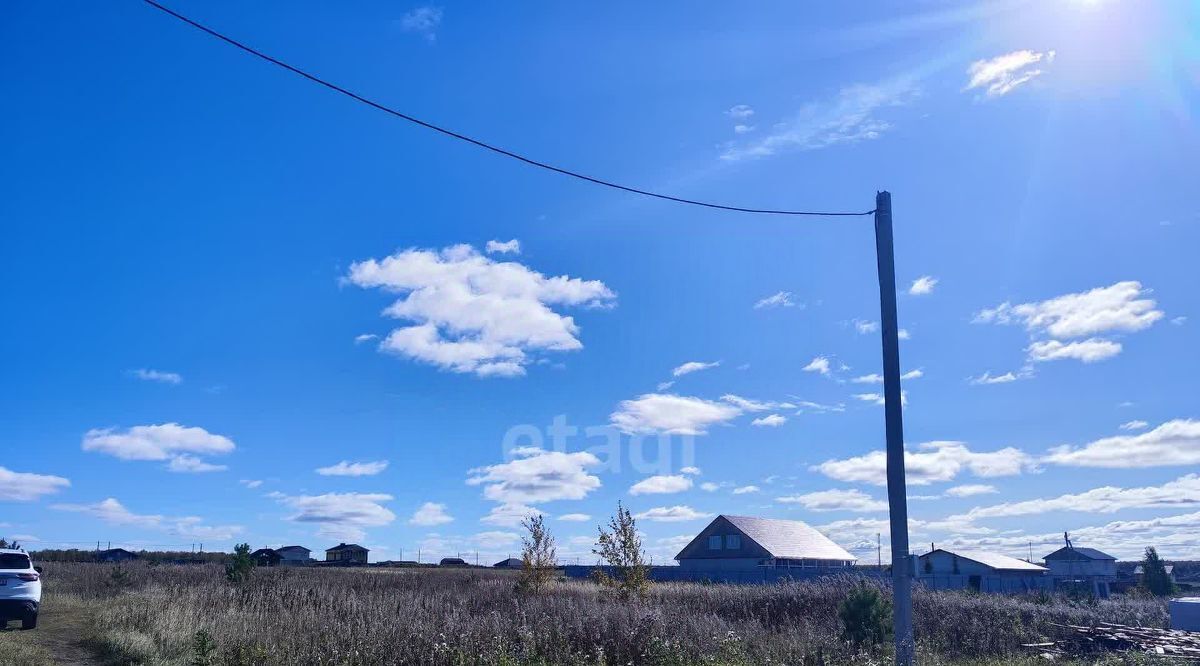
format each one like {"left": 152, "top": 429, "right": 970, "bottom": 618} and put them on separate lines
{"left": 325, "top": 543, "right": 368, "bottom": 565}
{"left": 1043, "top": 546, "right": 1117, "bottom": 578}
{"left": 1134, "top": 563, "right": 1176, "bottom": 584}
{"left": 439, "top": 557, "right": 468, "bottom": 567}
{"left": 96, "top": 548, "right": 137, "bottom": 563}
{"left": 1043, "top": 546, "right": 1117, "bottom": 597}
{"left": 276, "top": 545, "right": 312, "bottom": 566}
{"left": 493, "top": 557, "right": 523, "bottom": 569}
{"left": 918, "top": 548, "right": 1048, "bottom": 593}
{"left": 250, "top": 548, "right": 282, "bottom": 567}
{"left": 674, "top": 515, "right": 857, "bottom": 573}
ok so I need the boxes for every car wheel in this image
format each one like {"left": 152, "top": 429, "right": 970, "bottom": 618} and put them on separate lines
{"left": 21, "top": 613, "right": 37, "bottom": 630}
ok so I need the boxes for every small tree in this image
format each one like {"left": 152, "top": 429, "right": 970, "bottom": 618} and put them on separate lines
{"left": 1140, "top": 546, "right": 1176, "bottom": 597}
{"left": 0, "top": 538, "right": 20, "bottom": 549}
{"left": 191, "top": 629, "right": 217, "bottom": 666}
{"left": 592, "top": 502, "right": 649, "bottom": 599}
{"left": 839, "top": 583, "right": 892, "bottom": 648}
{"left": 225, "top": 543, "right": 254, "bottom": 583}
{"left": 517, "top": 514, "right": 557, "bottom": 594}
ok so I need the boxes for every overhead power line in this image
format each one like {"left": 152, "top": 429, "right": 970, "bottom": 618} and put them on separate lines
{"left": 141, "top": 0, "right": 874, "bottom": 217}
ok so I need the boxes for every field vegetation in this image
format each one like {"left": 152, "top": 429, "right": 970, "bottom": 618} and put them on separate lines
{"left": 0, "top": 561, "right": 1172, "bottom": 665}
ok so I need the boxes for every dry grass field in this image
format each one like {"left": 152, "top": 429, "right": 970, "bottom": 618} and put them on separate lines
{"left": 0, "top": 562, "right": 1172, "bottom": 665}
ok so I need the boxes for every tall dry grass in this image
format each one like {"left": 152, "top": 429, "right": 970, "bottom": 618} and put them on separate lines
{"left": 36, "top": 562, "right": 1168, "bottom": 665}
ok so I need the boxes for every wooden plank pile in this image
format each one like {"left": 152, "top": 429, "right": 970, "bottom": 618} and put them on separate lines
{"left": 1023, "top": 622, "right": 1200, "bottom": 660}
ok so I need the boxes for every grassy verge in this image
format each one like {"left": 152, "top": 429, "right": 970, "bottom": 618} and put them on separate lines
{"left": 28, "top": 562, "right": 1172, "bottom": 666}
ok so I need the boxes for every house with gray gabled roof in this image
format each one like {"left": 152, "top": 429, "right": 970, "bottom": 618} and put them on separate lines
{"left": 1042, "top": 544, "right": 1117, "bottom": 597}
{"left": 918, "top": 547, "right": 1049, "bottom": 593}
{"left": 1043, "top": 546, "right": 1116, "bottom": 575}
{"left": 674, "top": 515, "right": 856, "bottom": 573}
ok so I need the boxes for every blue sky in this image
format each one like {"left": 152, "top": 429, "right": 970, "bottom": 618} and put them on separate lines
{"left": 2, "top": 0, "right": 1198, "bottom": 564}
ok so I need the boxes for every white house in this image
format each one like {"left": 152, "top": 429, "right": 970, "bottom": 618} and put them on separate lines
{"left": 918, "top": 548, "right": 1049, "bottom": 593}
{"left": 1042, "top": 546, "right": 1117, "bottom": 578}
{"left": 1042, "top": 545, "right": 1116, "bottom": 597}
{"left": 674, "top": 515, "right": 856, "bottom": 573}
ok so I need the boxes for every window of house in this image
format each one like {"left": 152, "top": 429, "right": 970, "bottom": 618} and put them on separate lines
{"left": 708, "top": 535, "right": 722, "bottom": 550}
{"left": 726, "top": 535, "right": 741, "bottom": 549}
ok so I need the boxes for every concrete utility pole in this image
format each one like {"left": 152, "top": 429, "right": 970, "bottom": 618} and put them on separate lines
{"left": 874, "top": 191, "right": 914, "bottom": 665}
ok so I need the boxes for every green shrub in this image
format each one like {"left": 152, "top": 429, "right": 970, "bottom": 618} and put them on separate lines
{"left": 838, "top": 583, "right": 892, "bottom": 647}
{"left": 224, "top": 543, "right": 254, "bottom": 583}
{"left": 191, "top": 629, "right": 217, "bottom": 666}
{"left": 1139, "top": 547, "right": 1176, "bottom": 597}
{"left": 517, "top": 514, "right": 557, "bottom": 595}
{"left": 592, "top": 502, "right": 649, "bottom": 600}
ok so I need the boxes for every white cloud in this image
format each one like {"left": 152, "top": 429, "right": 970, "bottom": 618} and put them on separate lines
{"left": 82, "top": 423, "right": 234, "bottom": 473}
{"left": 814, "top": 441, "right": 1034, "bottom": 486}
{"left": 897, "top": 328, "right": 911, "bottom": 340}
{"left": 633, "top": 505, "right": 711, "bottom": 522}
{"left": 656, "top": 381, "right": 675, "bottom": 391}
{"left": 1171, "top": 316, "right": 1187, "bottom": 326}
{"left": 852, "top": 391, "right": 908, "bottom": 407}
{"left": 1044, "top": 419, "right": 1200, "bottom": 468}
{"left": 485, "top": 239, "right": 520, "bottom": 255}
{"left": 680, "top": 466, "right": 701, "bottom": 476}
{"left": 965, "top": 49, "right": 1054, "bottom": 97}
{"left": 733, "top": 124, "right": 755, "bottom": 134}
{"left": 474, "top": 530, "right": 521, "bottom": 550}
{"left": 974, "top": 281, "right": 1163, "bottom": 366}
{"left": 629, "top": 474, "right": 693, "bottom": 495}
{"left": 408, "top": 501, "right": 454, "bottom": 526}
{"left": 467, "top": 447, "right": 601, "bottom": 504}
{"left": 958, "top": 474, "right": 1200, "bottom": 520}
{"left": 968, "top": 368, "right": 1033, "bottom": 385}
{"left": 0, "top": 467, "right": 70, "bottom": 501}
{"left": 975, "top": 281, "right": 1162, "bottom": 340}
{"left": 480, "top": 502, "right": 542, "bottom": 527}
{"left": 1119, "top": 420, "right": 1149, "bottom": 431}
{"left": 1026, "top": 338, "right": 1121, "bottom": 363}
{"left": 777, "top": 489, "right": 887, "bottom": 512}
{"left": 52, "top": 498, "right": 241, "bottom": 541}
{"left": 316, "top": 460, "right": 389, "bottom": 477}
{"left": 721, "top": 79, "right": 916, "bottom": 161}
{"left": 751, "top": 414, "right": 787, "bottom": 427}
{"left": 699, "top": 482, "right": 724, "bottom": 492}
{"left": 557, "top": 513, "right": 591, "bottom": 522}
{"left": 610, "top": 394, "right": 741, "bottom": 435}
{"left": 793, "top": 399, "right": 846, "bottom": 414}
{"left": 803, "top": 356, "right": 831, "bottom": 375}
{"left": 720, "top": 395, "right": 794, "bottom": 412}
{"left": 672, "top": 360, "right": 720, "bottom": 377}
{"left": 128, "top": 368, "right": 182, "bottom": 385}
{"left": 166, "top": 455, "right": 227, "bottom": 473}
{"left": 909, "top": 276, "right": 938, "bottom": 295}
{"left": 346, "top": 244, "right": 614, "bottom": 378}
{"left": 944, "top": 484, "right": 998, "bottom": 498}
{"left": 273, "top": 492, "right": 395, "bottom": 541}
{"left": 732, "top": 485, "right": 760, "bottom": 495}
{"left": 239, "top": 479, "right": 263, "bottom": 489}
{"left": 754, "top": 291, "right": 797, "bottom": 309}
{"left": 354, "top": 333, "right": 379, "bottom": 344}
{"left": 939, "top": 511, "right": 1200, "bottom": 561}
{"left": 851, "top": 369, "right": 922, "bottom": 384}
{"left": 854, "top": 319, "right": 880, "bottom": 334}
{"left": 725, "top": 104, "right": 754, "bottom": 119}
{"left": 399, "top": 6, "right": 442, "bottom": 42}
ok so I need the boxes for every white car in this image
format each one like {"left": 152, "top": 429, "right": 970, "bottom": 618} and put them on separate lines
{"left": 0, "top": 548, "right": 41, "bottom": 630}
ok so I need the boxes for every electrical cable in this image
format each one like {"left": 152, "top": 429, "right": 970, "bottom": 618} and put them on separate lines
{"left": 141, "top": 0, "right": 875, "bottom": 217}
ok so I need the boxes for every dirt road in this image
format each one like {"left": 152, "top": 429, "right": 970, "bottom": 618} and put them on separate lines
{"left": 0, "top": 598, "right": 103, "bottom": 666}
